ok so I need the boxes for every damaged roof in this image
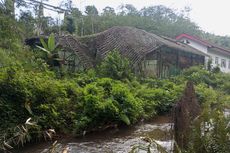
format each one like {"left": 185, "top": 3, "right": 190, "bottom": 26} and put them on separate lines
{"left": 80, "top": 27, "right": 207, "bottom": 65}
{"left": 50, "top": 26, "right": 208, "bottom": 68}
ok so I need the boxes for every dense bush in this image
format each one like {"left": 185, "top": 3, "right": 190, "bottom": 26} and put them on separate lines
{"left": 0, "top": 46, "right": 229, "bottom": 152}
{"left": 137, "top": 79, "right": 183, "bottom": 114}
{"left": 182, "top": 66, "right": 230, "bottom": 94}
{"left": 74, "top": 78, "right": 143, "bottom": 132}
{"left": 182, "top": 66, "right": 217, "bottom": 87}
{"left": 98, "top": 50, "right": 133, "bottom": 80}
{"left": 1, "top": 52, "right": 229, "bottom": 135}
{"left": 0, "top": 15, "right": 21, "bottom": 50}
{"left": 0, "top": 64, "right": 183, "bottom": 136}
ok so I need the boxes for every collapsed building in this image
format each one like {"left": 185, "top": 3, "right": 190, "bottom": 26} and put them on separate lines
{"left": 27, "top": 26, "right": 208, "bottom": 77}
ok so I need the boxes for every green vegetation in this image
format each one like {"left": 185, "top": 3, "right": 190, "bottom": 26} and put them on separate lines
{"left": 0, "top": 51, "right": 183, "bottom": 135}
{"left": 1, "top": 46, "right": 229, "bottom": 151}
{"left": 175, "top": 67, "right": 230, "bottom": 153}
{"left": 0, "top": 1, "right": 230, "bottom": 152}
{"left": 36, "top": 33, "right": 61, "bottom": 68}
{"left": 184, "top": 103, "right": 230, "bottom": 153}
{"left": 98, "top": 50, "right": 132, "bottom": 80}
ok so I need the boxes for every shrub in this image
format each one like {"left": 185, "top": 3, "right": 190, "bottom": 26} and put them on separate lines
{"left": 2, "top": 49, "right": 229, "bottom": 151}
{"left": 74, "top": 78, "right": 143, "bottom": 133}
{"left": 111, "top": 81, "right": 143, "bottom": 123}
{"left": 0, "top": 66, "right": 144, "bottom": 135}
{"left": 182, "top": 66, "right": 216, "bottom": 86}
{"left": 138, "top": 78, "right": 183, "bottom": 114}
{"left": 181, "top": 66, "right": 230, "bottom": 93}
{"left": 136, "top": 87, "right": 157, "bottom": 118}
{"left": 195, "top": 84, "right": 218, "bottom": 105}
{"left": 185, "top": 103, "right": 230, "bottom": 153}
{"left": 98, "top": 50, "right": 132, "bottom": 80}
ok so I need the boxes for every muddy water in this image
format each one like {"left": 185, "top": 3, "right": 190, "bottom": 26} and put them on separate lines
{"left": 224, "top": 109, "right": 230, "bottom": 117}
{"left": 17, "top": 115, "right": 174, "bottom": 153}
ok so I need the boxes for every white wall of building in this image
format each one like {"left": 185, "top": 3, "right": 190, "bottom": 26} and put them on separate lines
{"left": 180, "top": 38, "right": 208, "bottom": 53}
{"left": 208, "top": 50, "right": 230, "bottom": 73}
{"left": 179, "top": 37, "right": 230, "bottom": 73}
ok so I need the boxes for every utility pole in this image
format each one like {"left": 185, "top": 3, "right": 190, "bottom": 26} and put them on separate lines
{"left": 22, "top": 0, "right": 70, "bottom": 35}
{"left": 37, "top": 0, "right": 44, "bottom": 35}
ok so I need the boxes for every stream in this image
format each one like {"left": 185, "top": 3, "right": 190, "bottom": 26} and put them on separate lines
{"left": 16, "top": 115, "right": 174, "bottom": 153}
{"left": 13, "top": 109, "right": 230, "bottom": 153}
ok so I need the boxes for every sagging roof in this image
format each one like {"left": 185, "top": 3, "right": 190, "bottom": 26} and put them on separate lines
{"left": 77, "top": 26, "right": 207, "bottom": 66}
{"left": 176, "top": 33, "right": 230, "bottom": 56}
{"left": 26, "top": 26, "right": 208, "bottom": 68}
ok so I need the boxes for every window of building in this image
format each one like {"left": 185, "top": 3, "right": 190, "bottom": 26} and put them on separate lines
{"left": 229, "top": 60, "right": 230, "bottom": 69}
{"left": 185, "top": 39, "right": 190, "bottom": 44}
{"left": 221, "top": 59, "right": 226, "bottom": 68}
{"left": 215, "top": 57, "right": 219, "bottom": 65}
{"left": 182, "top": 39, "right": 190, "bottom": 44}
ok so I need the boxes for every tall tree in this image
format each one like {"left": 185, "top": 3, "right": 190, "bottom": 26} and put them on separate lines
{"left": 62, "top": 16, "right": 75, "bottom": 34}
{"left": 140, "top": 5, "right": 177, "bottom": 22}
{"left": 118, "top": 4, "right": 138, "bottom": 16}
{"left": 71, "top": 7, "right": 82, "bottom": 35}
{"left": 61, "top": 0, "right": 82, "bottom": 34}
{"left": 102, "top": 6, "right": 115, "bottom": 16}
{"left": 85, "top": 5, "right": 98, "bottom": 34}
{"left": 5, "top": 0, "right": 15, "bottom": 16}
{"left": 19, "top": 10, "right": 35, "bottom": 37}
{"left": 4, "top": 0, "right": 26, "bottom": 17}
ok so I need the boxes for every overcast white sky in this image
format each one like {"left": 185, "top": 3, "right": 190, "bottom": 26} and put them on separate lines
{"left": 44, "top": 0, "right": 230, "bottom": 36}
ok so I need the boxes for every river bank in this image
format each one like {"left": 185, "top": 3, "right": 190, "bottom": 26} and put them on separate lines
{"left": 14, "top": 115, "right": 173, "bottom": 153}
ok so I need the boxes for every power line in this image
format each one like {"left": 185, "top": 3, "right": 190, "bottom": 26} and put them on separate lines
{"left": 24, "top": 0, "right": 70, "bottom": 13}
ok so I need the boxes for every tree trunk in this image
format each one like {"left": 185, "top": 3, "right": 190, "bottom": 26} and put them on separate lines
{"left": 81, "top": 17, "right": 84, "bottom": 36}
{"left": 5, "top": 0, "right": 15, "bottom": 17}
{"left": 91, "top": 16, "right": 94, "bottom": 34}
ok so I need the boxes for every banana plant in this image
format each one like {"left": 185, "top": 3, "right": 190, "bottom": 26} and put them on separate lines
{"left": 36, "top": 33, "right": 62, "bottom": 67}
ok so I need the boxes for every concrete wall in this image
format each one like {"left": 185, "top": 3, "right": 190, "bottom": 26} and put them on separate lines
{"left": 180, "top": 38, "right": 208, "bottom": 54}
{"left": 208, "top": 50, "right": 230, "bottom": 73}
{"left": 179, "top": 38, "right": 230, "bottom": 73}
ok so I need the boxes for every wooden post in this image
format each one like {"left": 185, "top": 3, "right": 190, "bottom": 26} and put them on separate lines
{"left": 176, "top": 50, "right": 179, "bottom": 69}
{"left": 191, "top": 54, "right": 193, "bottom": 66}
